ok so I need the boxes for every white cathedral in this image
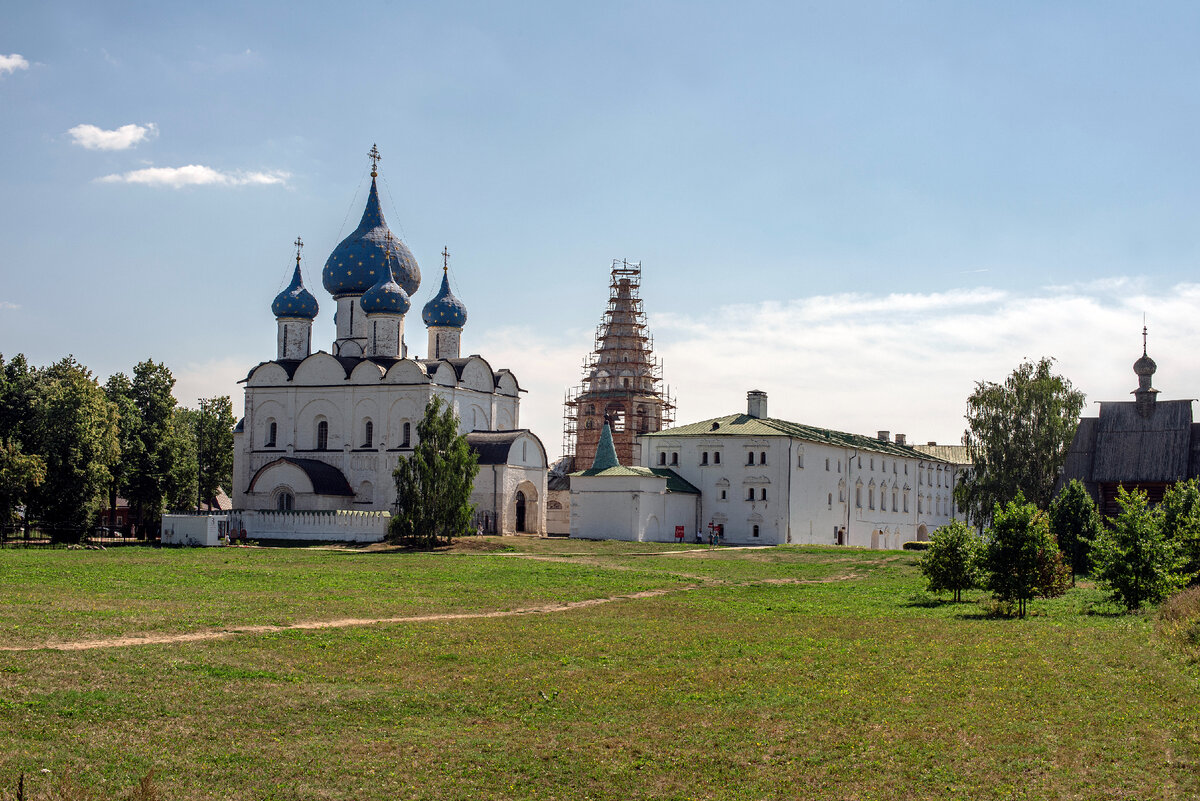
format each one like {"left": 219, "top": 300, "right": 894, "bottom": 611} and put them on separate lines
{"left": 231, "top": 151, "right": 548, "bottom": 535}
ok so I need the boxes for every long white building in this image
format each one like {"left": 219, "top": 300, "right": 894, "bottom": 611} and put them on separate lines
{"left": 631, "top": 390, "right": 959, "bottom": 547}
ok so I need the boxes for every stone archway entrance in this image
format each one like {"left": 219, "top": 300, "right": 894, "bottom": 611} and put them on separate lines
{"left": 917, "top": 524, "right": 929, "bottom": 542}
{"left": 515, "top": 491, "right": 527, "bottom": 533}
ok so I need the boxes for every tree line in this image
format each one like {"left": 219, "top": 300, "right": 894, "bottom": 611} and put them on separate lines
{"left": 925, "top": 356, "right": 1197, "bottom": 614}
{"left": 0, "top": 354, "right": 235, "bottom": 536}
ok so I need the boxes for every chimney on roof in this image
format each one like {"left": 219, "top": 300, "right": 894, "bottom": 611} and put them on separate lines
{"left": 927, "top": 441, "right": 937, "bottom": 446}
{"left": 877, "top": 430, "right": 890, "bottom": 442}
{"left": 747, "top": 390, "right": 767, "bottom": 419}
{"left": 894, "top": 434, "right": 906, "bottom": 446}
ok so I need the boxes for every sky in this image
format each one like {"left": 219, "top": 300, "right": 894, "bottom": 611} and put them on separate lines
{"left": 4, "top": 1, "right": 1200, "bottom": 458}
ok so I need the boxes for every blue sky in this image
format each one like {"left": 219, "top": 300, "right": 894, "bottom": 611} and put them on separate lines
{"left": 4, "top": 1, "right": 1200, "bottom": 454}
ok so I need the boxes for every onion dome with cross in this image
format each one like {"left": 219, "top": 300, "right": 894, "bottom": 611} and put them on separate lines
{"left": 421, "top": 247, "right": 468, "bottom": 328}
{"left": 272, "top": 237, "right": 319, "bottom": 319}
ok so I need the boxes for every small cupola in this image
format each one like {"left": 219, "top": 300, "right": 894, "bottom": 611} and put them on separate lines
{"left": 1132, "top": 324, "right": 1159, "bottom": 417}
{"left": 423, "top": 247, "right": 468, "bottom": 359}
{"left": 273, "top": 237, "right": 318, "bottom": 361}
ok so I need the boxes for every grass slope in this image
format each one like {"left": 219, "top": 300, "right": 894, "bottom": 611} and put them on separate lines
{"left": 0, "top": 540, "right": 1197, "bottom": 800}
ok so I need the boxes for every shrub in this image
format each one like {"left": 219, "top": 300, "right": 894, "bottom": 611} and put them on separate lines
{"left": 1092, "top": 486, "right": 1185, "bottom": 611}
{"left": 902, "top": 541, "right": 930, "bottom": 551}
{"left": 919, "top": 520, "right": 981, "bottom": 602}
{"left": 981, "top": 494, "right": 1059, "bottom": 617}
{"left": 1048, "top": 478, "right": 1101, "bottom": 579}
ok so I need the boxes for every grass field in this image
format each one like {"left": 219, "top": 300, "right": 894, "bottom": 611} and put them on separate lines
{"left": 0, "top": 539, "right": 1197, "bottom": 800}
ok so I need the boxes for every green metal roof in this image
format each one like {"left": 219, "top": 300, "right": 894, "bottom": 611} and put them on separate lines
{"left": 644, "top": 413, "right": 951, "bottom": 462}
{"left": 569, "top": 465, "right": 701, "bottom": 494}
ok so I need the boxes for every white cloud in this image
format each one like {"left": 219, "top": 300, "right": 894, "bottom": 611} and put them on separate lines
{"left": 475, "top": 282, "right": 1200, "bottom": 461}
{"left": 0, "top": 301, "right": 19, "bottom": 310}
{"left": 0, "top": 54, "right": 29, "bottom": 76}
{"left": 172, "top": 357, "right": 254, "bottom": 417}
{"left": 68, "top": 122, "right": 157, "bottom": 151}
{"left": 97, "top": 164, "right": 289, "bottom": 188}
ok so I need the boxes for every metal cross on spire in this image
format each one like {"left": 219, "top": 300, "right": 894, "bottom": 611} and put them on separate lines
{"left": 294, "top": 236, "right": 303, "bottom": 264}
{"left": 368, "top": 144, "right": 381, "bottom": 177}
{"left": 1143, "top": 315, "right": 1149, "bottom": 356}
{"left": 442, "top": 246, "right": 450, "bottom": 273}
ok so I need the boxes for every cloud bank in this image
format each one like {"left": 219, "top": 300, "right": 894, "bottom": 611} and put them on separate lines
{"left": 68, "top": 122, "right": 157, "bottom": 150}
{"left": 98, "top": 165, "right": 289, "bottom": 188}
{"left": 478, "top": 282, "right": 1200, "bottom": 458}
{"left": 0, "top": 54, "right": 29, "bottom": 76}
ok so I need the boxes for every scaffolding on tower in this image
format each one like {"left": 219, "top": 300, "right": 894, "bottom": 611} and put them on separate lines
{"left": 563, "top": 259, "right": 675, "bottom": 471}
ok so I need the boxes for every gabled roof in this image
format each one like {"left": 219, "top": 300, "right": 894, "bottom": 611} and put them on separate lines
{"left": 913, "top": 444, "right": 971, "bottom": 465}
{"left": 570, "top": 465, "right": 700, "bottom": 494}
{"left": 645, "top": 414, "right": 950, "bottom": 461}
{"left": 1091, "top": 399, "right": 1194, "bottom": 482}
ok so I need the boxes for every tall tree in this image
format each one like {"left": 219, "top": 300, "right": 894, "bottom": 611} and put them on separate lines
{"left": 956, "top": 357, "right": 1085, "bottom": 526}
{"left": 103, "top": 372, "right": 141, "bottom": 528}
{"left": 1048, "top": 479, "right": 1102, "bottom": 582}
{"left": 164, "top": 407, "right": 198, "bottom": 512}
{"left": 389, "top": 396, "right": 479, "bottom": 548}
{"left": 981, "top": 494, "right": 1058, "bottom": 617}
{"left": 29, "top": 357, "right": 119, "bottom": 531}
{"left": 195, "top": 396, "right": 236, "bottom": 508}
{"left": 124, "top": 360, "right": 179, "bottom": 533}
{"left": 1093, "top": 486, "right": 1185, "bottom": 610}
{"left": 1159, "top": 479, "right": 1200, "bottom": 584}
{"left": 919, "top": 519, "right": 982, "bottom": 602}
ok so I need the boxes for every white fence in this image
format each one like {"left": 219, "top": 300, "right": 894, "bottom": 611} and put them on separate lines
{"left": 228, "top": 509, "right": 390, "bottom": 543}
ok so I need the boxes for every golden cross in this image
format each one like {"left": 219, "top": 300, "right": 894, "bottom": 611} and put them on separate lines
{"left": 442, "top": 246, "right": 450, "bottom": 272}
{"left": 294, "top": 236, "right": 303, "bottom": 263}
{"left": 368, "top": 144, "right": 381, "bottom": 176}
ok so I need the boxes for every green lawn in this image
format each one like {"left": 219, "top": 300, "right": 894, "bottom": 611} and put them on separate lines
{"left": 0, "top": 540, "right": 1196, "bottom": 800}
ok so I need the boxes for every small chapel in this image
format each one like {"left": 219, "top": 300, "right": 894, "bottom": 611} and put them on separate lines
{"left": 231, "top": 147, "right": 549, "bottom": 535}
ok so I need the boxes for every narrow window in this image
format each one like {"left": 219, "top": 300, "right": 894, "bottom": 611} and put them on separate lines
{"left": 868, "top": 486, "right": 875, "bottom": 510}
{"left": 276, "top": 491, "right": 294, "bottom": 511}
{"left": 701, "top": 451, "right": 709, "bottom": 465}
{"left": 856, "top": 486, "right": 862, "bottom": 508}
{"left": 759, "top": 451, "right": 767, "bottom": 465}
{"left": 316, "top": 420, "right": 329, "bottom": 450}
{"left": 714, "top": 451, "right": 721, "bottom": 464}
{"left": 903, "top": 493, "right": 909, "bottom": 513}
{"left": 827, "top": 493, "right": 832, "bottom": 509}
{"left": 797, "top": 452, "right": 804, "bottom": 468}
{"left": 760, "top": 488, "right": 767, "bottom": 501}
{"left": 870, "top": 458, "right": 875, "bottom": 471}
{"left": 402, "top": 422, "right": 411, "bottom": 447}
{"left": 658, "top": 452, "right": 666, "bottom": 466}
{"left": 752, "top": 524, "right": 760, "bottom": 538}
{"left": 747, "top": 452, "right": 755, "bottom": 465}
{"left": 825, "top": 458, "right": 830, "bottom": 471}
{"left": 266, "top": 421, "right": 277, "bottom": 448}
{"left": 671, "top": 452, "right": 678, "bottom": 466}
{"left": 747, "top": 488, "right": 755, "bottom": 501}
{"left": 363, "top": 420, "right": 374, "bottom": 448}
{"left": 720, "top": 489, "right": 727, "bottom": 500}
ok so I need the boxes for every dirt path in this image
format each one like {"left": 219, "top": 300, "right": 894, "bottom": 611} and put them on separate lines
{"left": 0, "top": 574, "right": 862, "bottom": 654}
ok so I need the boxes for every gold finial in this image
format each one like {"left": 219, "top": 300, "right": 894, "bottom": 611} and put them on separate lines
{"left": 384, "top": 231, "right": 393, "bottom": 259}
{"left": 442, "top": 246, "right": 450, "bottom": 273}
{"left": 368, "top": 144, "right": 381, "bottom": 177}
{"left": 1143, "top": 315, "right": 1149, "bottom": 356}
{"left": 294, "top": 236, "right": 303, "bottom": 265}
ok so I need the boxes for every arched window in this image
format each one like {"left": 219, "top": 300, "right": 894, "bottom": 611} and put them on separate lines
{"left": 401, "top": 422, "right": 411, "bottom": 447}
{"left": 892, "top": 489, "right": 898, "bottom": 512}
{"left": 752, "top": 525, "right": 760, "bottom": 538}
{"left": 701, "top": 451, "right": 709, "bottom": 465}
{"left": 760, "top": 451, "right": 767, "bottom": 465}
{"left": 868, "top": 485, "right": 875, "bottom": 510}
{"left": 903, "top": 492, "right": 909, "bottom": 513}
{"left": 918, "top": 496, "right": 924, "bottom": 513}
{"left": 714, "top": 452, "right": 721, "bottom": 464}
{"left": 658, "top": 452, "right": 667, "bottom": 466}
{"left": 670, "top": 452, "right": 678, "bottom": 466}
{"left": 266, "top": 420, "right": 277, "bottom": 448}
{"left": 747, "top": 452, "right": 755, "bottom": 465}
{"left": 760, "top": 488, "right": 767, "bottom": 501}
{"left": 797, "top": 451, "right": 804, "bottom": 468}
{"left": 838, "top": 481, "right": 846, "bottom": 503}
{"left": 276, "top": 491, "right": 294, "bottom": 511}
{"left": 856, "top": 484, "right": 862, "bottom": 508}
{"left": 316, "top": 420, "right": 328, "bottom": 450}
{"left": 363, "top": 420, "right": 374, "bottom": 448}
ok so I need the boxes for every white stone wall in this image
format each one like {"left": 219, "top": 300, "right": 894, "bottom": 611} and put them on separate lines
{"left": 569, "top": 474, "right": 697, "bottom": 542}
{"left": 228, "top": 509, "right": 389, "bottom": 542}
{"left": 233, "top": 353, "right": 527, "bottom": 515}
{"left": 427, "top": 327, "right": 461, "bottom": 360}
{"left": 365, "top": 314, "right": 404, "bottom": 359}
{"left": 641, "top": 435, "right": 958, "bottom": 548}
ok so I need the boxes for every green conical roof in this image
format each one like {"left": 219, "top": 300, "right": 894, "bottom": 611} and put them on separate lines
{"left": 591, "top": 423, "right": 620, "bottom": 470}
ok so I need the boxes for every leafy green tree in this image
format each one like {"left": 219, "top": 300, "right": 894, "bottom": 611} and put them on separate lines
{"left": 919, "top": 520, "right": 982, "bottom": 602}
{"left": 1160, "top": 479, "right": 1200, "bottom": 584}
{"left": 0, "top": 439, "right": 46, "bottom": 528}
{"left": 981, "top": 494, "right": 1058, "bottom": 617}
{"left": 956, "top": 358, "right": 1085, "bottom": 527}
{"left": 389, "top": 396, "right": 479, "bottom": 548}
{"left": 0, "top": 354, "right": 42, "bottom": 449}
{"left": 1048, "top": 479, "right": 1102, "bottom": 581}
{"left": 103, "top": 372, "right": 141, "bottom": 527}
{"left": 195, "top": 396, "right": 236, "bottom": 507}
{"left": 1092, "top": 486, "right": 1185, "bottom": 610}
{"left": 164, "top": 407, "right": 199, "bottom": 512}
{"left": 124, "top": 360, "right": 180, "bottom": 533}
{"left": 28, "top": 357, "right": 119, "bottom": 531}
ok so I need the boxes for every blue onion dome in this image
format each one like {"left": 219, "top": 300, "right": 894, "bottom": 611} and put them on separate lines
{"left": 322, "top": 175, "right": 421, "bottom": 298}
{"left": 360, "top": 256, "right": 411, "bottom": 315}
{"left": 272, "top": 259, "right": 319, "bottom": 319}
{"left": 421, "top": 268, "right": 468, "bottom": 328}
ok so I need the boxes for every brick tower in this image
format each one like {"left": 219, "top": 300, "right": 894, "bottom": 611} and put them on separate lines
{"left": 564, "top": 260, "right": 674, "bottom": 469}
